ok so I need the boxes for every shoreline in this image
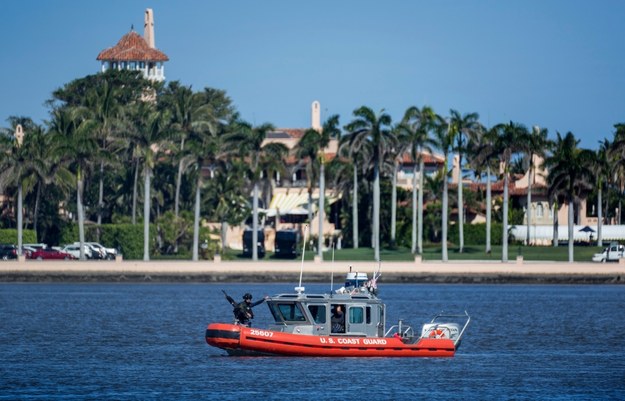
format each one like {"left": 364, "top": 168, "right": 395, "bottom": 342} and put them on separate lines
{"left": 1, "top": 260, "right": 624, "bottom": 284}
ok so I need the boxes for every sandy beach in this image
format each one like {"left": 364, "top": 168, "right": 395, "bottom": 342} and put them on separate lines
{"left": 1, "top": 258, "right": 624, "bottom": 283}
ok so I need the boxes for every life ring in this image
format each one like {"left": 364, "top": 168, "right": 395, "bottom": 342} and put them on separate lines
{"left": 429, "top": 328, "right": 445, "bottom": 338}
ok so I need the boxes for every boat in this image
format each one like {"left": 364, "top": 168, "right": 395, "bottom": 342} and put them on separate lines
{"left": 205, "top": 268, "right": 470, "bottom": 357}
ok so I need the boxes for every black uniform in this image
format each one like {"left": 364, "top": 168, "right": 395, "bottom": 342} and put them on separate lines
{"left": 223, "top": 291, "right": 266, "bottom": 326}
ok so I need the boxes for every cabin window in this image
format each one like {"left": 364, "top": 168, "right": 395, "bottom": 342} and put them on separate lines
{"left": 349, "top": 306, "right": 364, "bottom": 324}
{"left": 307, "top": 304, "right": 326, "bottom": 324}
{"left": 366, "top": 306, "right": 372, "bottom": 324}
{"left": 272, "top": 302, "right": 306, "bottom": 322}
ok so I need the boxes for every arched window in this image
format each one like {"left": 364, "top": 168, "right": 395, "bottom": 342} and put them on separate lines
{"left": 537, "top": 203, "right": 544, "bottom": 218}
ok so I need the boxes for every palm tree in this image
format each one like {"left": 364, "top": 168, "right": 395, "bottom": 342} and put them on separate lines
{"left": 161, "top": 83, "right": 209, "bottom": 220}
{"left": 49, "top": 108, "right": 97, "bottom": 260}
{"left": 432, "top": 115, "right": 453, "bottom": 261}
{"left": 344, "top": 107, "right": 393, "bottom": 262}
{"left": 467, "top": 124, "right": 497, "bottom": 254}
{"left": 296, "top": 115, "right": 341, "bottom": 259}
{"left": 175, "top": 88, "right": 233, "bottom": 260}
{"left": 205, "top": 160, "right": 249, "bottom": 254}
{"left": 492, "top": 121, "right": 527, "bottom": 262}
{"left": 594, "top": 139, "right": 611, "bottom": 247}
{"left": 0, "top": 123, "right": 25, "bottom": 254}
{"left": 544, "top": 132, "right": 594, "bottom": 262}
{"left": 128, "top": 103, "right": 172, "bottom": 261}
{"left": 388, "top": 129, "right": 401, "bottom": 248}
{"left": 522, "top": 126, "right": 548, "bottom": 245}
{"left": 398, "top": 105, "right": 436, "bottom": 254}
{"left": 449, "top": 109, "right": 480, "bottom": 253}
{"left": 225, "top": 121, "right": 287, "bottom": 261}
{"left": 610, "top": 123, "right": 625, "bottom": 225}
{"left": 85, "top": 80, "right": 121, "bottom": 230}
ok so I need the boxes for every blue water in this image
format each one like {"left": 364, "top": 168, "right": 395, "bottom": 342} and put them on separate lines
{"left": 1, "top": 282, "right": 624, "bottom": 400}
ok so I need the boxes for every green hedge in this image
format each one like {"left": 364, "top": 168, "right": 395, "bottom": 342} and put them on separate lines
{"left": 59, "top": 223, "right": 217, "bottom": 260}
{"left": 0, "top": 229, "right": 38, "bottom": 245}
{"left": 448, "top": 223, "right": 504, "bottom": 245}
{"left": 60, "top": 224, "right": 157, "bottom": 260}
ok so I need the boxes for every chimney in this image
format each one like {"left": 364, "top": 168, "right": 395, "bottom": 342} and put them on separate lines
{"left": 311, "top": 101, "right": 321, "bottom": 131}
{"left": 144, "top": 8, "right": 155, "bottom": 48}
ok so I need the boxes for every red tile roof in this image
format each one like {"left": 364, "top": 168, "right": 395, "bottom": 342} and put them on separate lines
{"left": 97, "top": 31, "right": 169, "bottom": 62}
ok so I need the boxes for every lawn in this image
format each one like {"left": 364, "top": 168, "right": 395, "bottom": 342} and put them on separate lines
{"left": 220, "top": 244, "right": 605, "bottom": 262}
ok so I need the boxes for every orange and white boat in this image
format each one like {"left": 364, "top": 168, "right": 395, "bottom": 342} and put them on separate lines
{"left": 206, "top": 269, "right": 470, "bottom": 357}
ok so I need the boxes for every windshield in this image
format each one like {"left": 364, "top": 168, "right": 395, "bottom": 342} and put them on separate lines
{"left": 269, "top": 302, "right": 306, "bottom": 323}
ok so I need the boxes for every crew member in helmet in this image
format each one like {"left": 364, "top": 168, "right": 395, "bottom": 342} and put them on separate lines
{"left": 222, "top": 290, "right": 268, "bottom": 326}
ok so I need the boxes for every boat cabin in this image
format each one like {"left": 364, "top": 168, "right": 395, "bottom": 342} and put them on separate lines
{"left": 266, "top": 290, "right": 385, "bottom": 337}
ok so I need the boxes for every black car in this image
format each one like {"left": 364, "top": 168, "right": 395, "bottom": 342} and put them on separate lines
{"left": 274, "top": 229, "right": 300, "bottom": 258}
{"left": 0, "top": 244, "right": 18, "bottom": 261}
{"left": 242, "top": 229, "right": 265, "bottom": 258}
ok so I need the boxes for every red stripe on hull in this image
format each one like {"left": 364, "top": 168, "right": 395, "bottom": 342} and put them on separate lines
{"left": 206, "top": 323, "right": 456, "bottom": 357}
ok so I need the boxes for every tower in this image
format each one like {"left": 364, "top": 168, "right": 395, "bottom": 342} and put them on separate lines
{"left": 312, "top": 101, "right": 321, "bottom": 131}
{"left": 96, "top": 9, "right": 168, "bottom": 81}
{"left": 144, "top": 8, "right": 155, "bottom": 48}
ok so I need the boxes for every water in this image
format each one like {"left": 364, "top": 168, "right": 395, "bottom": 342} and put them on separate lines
{"left": 1, "top": 283, "right": 624, "bottom": 400}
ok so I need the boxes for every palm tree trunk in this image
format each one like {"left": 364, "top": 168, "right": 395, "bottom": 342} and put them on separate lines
{"left": 391, "top": 160, "right": 397, "bottom": 246}
{"left": 77, "top": 177, "right": 86, "bottom": 261}
{"left": 174, "top": 138, "right": 185, "bottom": 219}
{"left": 411, "top": 164, "right": 417, "bottom": 254}
{"left": 526, "top": 165, "right": 533, "bottom": 245}
{"left": 352, "top": 164, "right": 358, "bottom": 249}
{"left": 441, "top": 169, "right": 449, "bottom": 262}
{"left": 458, "top": 154, "right": 464, "bottom": 253}
{"left": 98, "top": 162, "right": 104, "bottom": 226}
{"left": 132, "top": 159, "right": 139, "bottom": 225}
{"left": 192, "top": 175, "right": 201, "bottom": 261}
{"left": 568, "top": 196, "right": 574, "bottom": 262}
{"left": 417, "top": 158, "right": 425, "bottom": 255}
{"left": 502, "top": 172, "right": 509, "bottom": 263}
{"left": 220, "top": 220, "right": 228, "bottom": 254}
{"left": 486, "top": 165, "right": 492, "bottom": 254}
{"left": 373, "top": 161, "right": 380, "bottom": 262}
{"left": 442, "top": 159, "right": 449, "bottom": 262}
{"left": 17, "top": 183, "right": 23, "bottom": 256}
{"left": 143, "top": 166, "right": 151, "bottom": 261}
{"left": 307, "top": 187, "right": 313, "bottom": 236}
{"left": 553, "top": 201, "right": 559, "bottom": 247}
{"left": 33, "top": 182, "right": 41, "bottom": 237}
{"left": 252, "top": 181, "right": 259, "bottom": 261}
{"left": 597, "top": 187, "right": 603, "bottom": 247}
{"left": 318, "top": 162, "right": 325, "bottom": 260}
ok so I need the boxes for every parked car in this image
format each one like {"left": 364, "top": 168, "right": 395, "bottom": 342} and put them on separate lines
{"left": 274, "top": 229, "right": 300, "bottom": 258}
{"left": 23, "top": 243, "right": 47, "bottom": 251}
{"left": 242, "top": 229, "right": 265, "bottom": 258}
{"left": 85, "top": 242, "right": 117, "bottom": 260}
{"left": 0, "top": 244, "right": 18, "bottom": 261}
{"left": 592, "top": 242, "right": 625, "bottom": 263}
{"left": 30, "top": 248, "right": 76, "bottom": 260}
{"left": 22, "top": 246, "right": 37, "bottom": 258}
{"left": 62, "top": 244, "right": 93, "bottom": 259}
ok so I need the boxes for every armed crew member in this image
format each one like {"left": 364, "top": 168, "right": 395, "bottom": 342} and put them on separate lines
{"left": 222, "top": 290, "right": 267, "bottom": 327}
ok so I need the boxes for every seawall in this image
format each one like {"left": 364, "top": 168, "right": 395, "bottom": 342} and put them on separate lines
{"left": 1, "top": 259, "right": 624, "bottom": 284}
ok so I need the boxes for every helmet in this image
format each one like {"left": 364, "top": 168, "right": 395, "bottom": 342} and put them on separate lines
{"left": 243, "top": 293, "right": 253, "bottom": 300}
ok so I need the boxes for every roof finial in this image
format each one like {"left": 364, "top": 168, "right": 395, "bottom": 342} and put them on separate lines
{"left": 131, "top": 23, "right": 134, "bottom": 31}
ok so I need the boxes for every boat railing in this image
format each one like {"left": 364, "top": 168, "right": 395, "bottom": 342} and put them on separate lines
{"left": 429, "top": 311, "right": 471, "bottom": 347}
{"left": 384, "top": 319, "right": 414, "bottom": 338}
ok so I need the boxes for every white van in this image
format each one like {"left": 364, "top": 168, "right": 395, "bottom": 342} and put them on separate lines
{"left": 592, "top": 243, "right": 625, "bottom": 263}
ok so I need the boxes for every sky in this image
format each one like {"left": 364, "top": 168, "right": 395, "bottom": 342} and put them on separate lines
{"left": 1, "top": 0, "right": 625, "bottom": 150}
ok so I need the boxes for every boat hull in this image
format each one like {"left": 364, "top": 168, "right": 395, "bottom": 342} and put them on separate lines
{"left": 205, "top": 323, "right": 456, "bottom": 357}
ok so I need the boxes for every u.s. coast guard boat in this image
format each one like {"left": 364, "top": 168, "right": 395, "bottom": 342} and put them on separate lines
{"left": 205, "top": 268, "right": 470, "bottom": 357}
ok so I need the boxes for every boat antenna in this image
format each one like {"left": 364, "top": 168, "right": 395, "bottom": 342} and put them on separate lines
{"left": 295, "top": 224, "right": 308, "bottom": 294}
{"left": 330, "top": 238, "right": 335, "bottom": 294}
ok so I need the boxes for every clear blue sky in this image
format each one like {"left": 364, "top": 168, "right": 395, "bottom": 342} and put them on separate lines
{"left": 2, "top": 0, "right": 624, "bottom": 150}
